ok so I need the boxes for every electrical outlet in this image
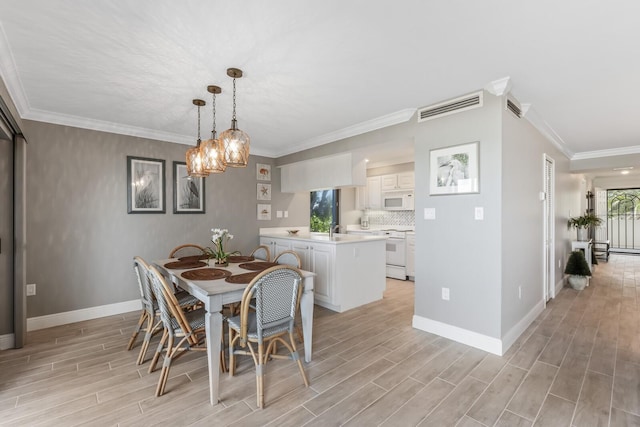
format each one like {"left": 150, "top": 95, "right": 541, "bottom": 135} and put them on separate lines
{"left": 474, "top": 207, "right": 484, "bottom": 220}
{"left": 442, "top": 287, "right": 450, "bottom": 301}
{"left": 26, "top": 283, "right": 36, "bottom": 296}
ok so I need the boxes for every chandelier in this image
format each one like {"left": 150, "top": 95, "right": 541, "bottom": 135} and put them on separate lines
{"left": 200, "top": 85, "right": 226, "bottom": 174}
{"left": 220, "top": 68, "right": 250, "bottom": 167}
{"left": 186, "top": 99, "right": 208, "bottom": 177}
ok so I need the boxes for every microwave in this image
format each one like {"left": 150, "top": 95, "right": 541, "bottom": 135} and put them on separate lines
{"left": 382, "top": 191, "right": 414, "bottom": 210}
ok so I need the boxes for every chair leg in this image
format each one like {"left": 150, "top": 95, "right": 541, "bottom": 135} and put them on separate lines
{"left": 127, "top": 311, "right": 147, "bottom": 350}
{"left": 136, "top": 314, "right": 157, "bottom": 365}
{"left": 289, "top": 332, "right": 309, "bottom": 387}
{"left": 156, "top": 336, "right": 174, "bottom": 397}
{"left": 228, "top": 326, "right": 236, "bottom": 377}
{"left": 149, "top": 330, "right": 168, "bottom": 373}
{"left": 257, "top": 342, "right": 265, "bottom": 409}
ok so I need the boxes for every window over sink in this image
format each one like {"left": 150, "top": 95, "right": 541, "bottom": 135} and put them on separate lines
{"left": 310, "top": 189, "right": 340, "bottom": 232}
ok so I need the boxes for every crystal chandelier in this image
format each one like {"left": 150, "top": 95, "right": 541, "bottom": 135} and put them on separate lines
{"left": 220, "top": 68, "right": 250, "bottom": 167}
{"left": 186, "top": 99, "right": 208, "bottom": 177}
{"left": 200, "top": 85, "right": 226, "bottom": 174}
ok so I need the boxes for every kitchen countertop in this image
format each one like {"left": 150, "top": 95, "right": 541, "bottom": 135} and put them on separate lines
{"left": 259, "top": 232, "right": 387, "bottom": 244}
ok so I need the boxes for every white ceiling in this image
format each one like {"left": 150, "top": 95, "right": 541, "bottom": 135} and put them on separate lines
{"left": 1, "top": 1, "right": 640, "bottom": 170}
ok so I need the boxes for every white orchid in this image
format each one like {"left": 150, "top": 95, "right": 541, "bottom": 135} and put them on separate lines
{"left": 206, "top": 228, "right": 238, "bottom": 263}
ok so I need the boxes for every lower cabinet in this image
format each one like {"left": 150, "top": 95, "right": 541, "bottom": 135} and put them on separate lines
{"left": 291, "top": 241, "right": 334, "bottom": 306}
{"left": 259, "top": 237, "right": 292, "bottom": 260}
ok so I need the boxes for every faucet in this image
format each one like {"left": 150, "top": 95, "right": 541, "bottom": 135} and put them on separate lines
{"left": 329, "top": 224, "right": 341, "bottom": 238}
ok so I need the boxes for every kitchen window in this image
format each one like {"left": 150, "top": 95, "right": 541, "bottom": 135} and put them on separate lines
{"left": 310, "top": 189, "right": 339, "bottom": 232}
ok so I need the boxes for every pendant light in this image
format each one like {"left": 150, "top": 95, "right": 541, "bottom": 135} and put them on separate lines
{"left": 220, "top": 68, "right": 250, "bottom": 167}
{"left": 186, "top": 99, "right": 209, "bottom": 177}
{"left": 200, "top": 85, "right": 226, "bottom": 174}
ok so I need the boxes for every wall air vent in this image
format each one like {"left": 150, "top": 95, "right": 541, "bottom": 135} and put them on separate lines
{"left": 417, "top": 92, "right": 483, "bottom": 123}
{"left": 506, "top": 98, "right": 522, "bottom": 118}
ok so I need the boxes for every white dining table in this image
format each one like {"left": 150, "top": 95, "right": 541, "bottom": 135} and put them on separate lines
{"left": 154, "top": 258, "right": 315, "bottom": 406}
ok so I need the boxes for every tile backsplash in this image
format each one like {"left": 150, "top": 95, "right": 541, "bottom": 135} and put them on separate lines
{"left": 366, "top": 210, "right": 415, "bottom": 226}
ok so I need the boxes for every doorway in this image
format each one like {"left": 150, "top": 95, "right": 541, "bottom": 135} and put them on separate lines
{"left": 606, "top": 188, "right": 640, "bottom": 254}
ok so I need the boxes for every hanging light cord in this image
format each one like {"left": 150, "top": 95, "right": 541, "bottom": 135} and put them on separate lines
{"left": 197, "top": 104, "right": 202, "bottom": 143}
{"left": 232, "top": 77, "right": 237, "bottom": 121}
{"left": 211, "top": 92, "right": 217, "bottom": 137}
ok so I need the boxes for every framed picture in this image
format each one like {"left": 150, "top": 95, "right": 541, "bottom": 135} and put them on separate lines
{"left": 127, "top": 156, "right": 165, "bottom": 213}
{"left": 257, "top": 203, "right": 271, "bottom": 220}
{"left": 256, "top": 163, "right": 271, "bottom": 181}
{"left": 173, "top": 161, "right": 205, "bottom": 214}
{"left": 257, "top": 183, "right": 271, "bottom": 201}
{"left": 429, "top": 142, "right": 479, "bottom": 195}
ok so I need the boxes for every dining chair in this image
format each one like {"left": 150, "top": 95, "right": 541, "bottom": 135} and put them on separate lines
{"left": 250, "top": 245, "right": 271, "bottom": 261}
{"left": 146, "top": 264, "right": 210, "bottom": 396}
{"left": 168, "top": 243, "right": 206, "bottom": 259}
{"left": 228, "top": 265, "right": 309, "bottom": 408}
{"left": 127, "top": 257, "right": 201, "bottom": 365}
{"left": 273, "top": 250, "right": 301, "bottom": 268}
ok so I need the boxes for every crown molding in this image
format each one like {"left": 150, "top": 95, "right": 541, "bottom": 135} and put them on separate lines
{"left": 571, "top": 145, "right": 640, "bottom": 160}
{"left": 484, "top": 76, "right": 512, "bottom": 96}
{"left": 522, "top": 105, "right": 574, "bottom": 159}
{"left": 272, "top": 108, "right": 416, "bottom": 158}
{"left": 0, "top": 22, "right": 29, "bottom": 116}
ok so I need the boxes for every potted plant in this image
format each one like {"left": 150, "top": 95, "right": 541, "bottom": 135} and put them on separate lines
{"left": 567, "top": 213, "right": 602, "bottom": 241}
{"left": 564, "top": 250, "right": 591, "bottom": 290}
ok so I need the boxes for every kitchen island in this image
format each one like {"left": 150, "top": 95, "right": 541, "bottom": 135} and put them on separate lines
{"left": 260, "top": 229, "right": 387, "bottom": 312}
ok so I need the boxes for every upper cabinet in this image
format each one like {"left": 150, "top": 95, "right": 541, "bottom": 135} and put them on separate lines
{"left": 381, "top": 172, "right": 414, "bottom": 191}
{"left": 280, "top": 152, "right": 367, "bottom": 193}
{"left": 356, "top": 176, "right": 382, "bottom": 210}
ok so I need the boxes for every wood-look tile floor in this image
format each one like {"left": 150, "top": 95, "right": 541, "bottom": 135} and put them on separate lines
{"left": 2, "top": 254, "right": 640, "bottom": 426}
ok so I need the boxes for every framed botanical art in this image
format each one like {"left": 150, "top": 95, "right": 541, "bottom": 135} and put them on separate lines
{"left": 257, "top": 183, "right": 271, "bottom": 201}
{"left": 127, "top": 156, "right": 165, "bottom": 213}
{"left": 256, "top": 163, "right": 271, "bottom": 181}
{"left": 257, "top": 203, "right": 271, "bottom": 220}
{"left": 173, "top": 161, "right": 205, "bottom": 213}
{"left": 429, "top": 141, "right": 479, "bottom": 195}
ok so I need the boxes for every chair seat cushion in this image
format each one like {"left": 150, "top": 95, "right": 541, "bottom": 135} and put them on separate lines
{"left": 171, "top": 307, "right": 206, "bottom": 335}
{"left": 228, "top": 312, "right": 291, "bottom": 340}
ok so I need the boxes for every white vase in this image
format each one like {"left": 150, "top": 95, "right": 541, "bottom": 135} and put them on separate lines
{"left": 576, "top": 228, "right": 588, "bottom": 241}
{"left": 568, "top": 275, "right": 588, "bottom": 290}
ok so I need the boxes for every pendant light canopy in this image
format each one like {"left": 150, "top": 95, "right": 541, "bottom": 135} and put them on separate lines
{"left": 186, "top": 99, "right": 208, "bottom": 177}
{"left": 200, "top": 85, "right": 226, "bottom": 174}
{"left": 220, "top": 68, "right": 250, "bottom": 168}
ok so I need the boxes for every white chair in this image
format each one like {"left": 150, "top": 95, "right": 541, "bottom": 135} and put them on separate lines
{"left": 228, "top": 265, "right": 309, "bottom": 408}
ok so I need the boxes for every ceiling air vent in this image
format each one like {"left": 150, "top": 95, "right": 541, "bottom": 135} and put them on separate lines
{"left": 506, "top": 98, "right": 522, "bottom": 118}
{"left": 418, "top": 92, "right": 483, "bottom": 123}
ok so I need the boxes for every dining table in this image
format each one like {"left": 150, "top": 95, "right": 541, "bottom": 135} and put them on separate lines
{"left": 154, "top": 256, "right": 316, "bottom": 406}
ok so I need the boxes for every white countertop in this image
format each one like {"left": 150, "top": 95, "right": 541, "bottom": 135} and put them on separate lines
{"left": 345, "top": 224, "right": 415, "bottom": 232}
{"left": 260, "top": 232, "right": 387, "bottom": 244}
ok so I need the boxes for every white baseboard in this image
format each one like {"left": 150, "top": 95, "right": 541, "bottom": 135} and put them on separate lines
{"left": 555, "top": 278, "right": 565, "bottom": 297}
{"left": 0, "top": 333, "right": 15, "bottom": 350}
{"left": 500, "top": 300, "right": 545, "bottom": 355}
{"left": 412, "top": 315, "right": 503, "bottom": 355}
{"left": 27, "top": 299, "right": 140, "bottom": 332}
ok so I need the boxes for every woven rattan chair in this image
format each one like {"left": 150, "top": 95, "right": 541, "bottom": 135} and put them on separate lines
{"left": 228, "top": 265, "right": 309, "bottom": 408}
{"left": 273, "top": 250, "right": 301, "bottom": 268}
{"left": 250, "top": 245, "right": 271, "bottom": 261}
{"left": 147, "top": 264, "right": 210, "bottom": 396}
{"left": 168, "top": 243, "right": 206, "bottom": 259}
{"left": 127, "top": 257, "right": 201, "bottom": 365}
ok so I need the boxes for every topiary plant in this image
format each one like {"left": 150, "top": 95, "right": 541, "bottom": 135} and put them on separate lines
{"left": 564, "top": 250, "right": 591, "bottom": 290}
{"left": 564, "top": 250, "right": 591, "bottom": 276}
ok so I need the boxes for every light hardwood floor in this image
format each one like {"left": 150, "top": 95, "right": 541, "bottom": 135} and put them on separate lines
{"left": 1, "top": 254, "right": 640, "bottom": 426}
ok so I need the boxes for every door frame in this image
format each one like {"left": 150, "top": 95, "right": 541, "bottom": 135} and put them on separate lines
{"left": 543, "top": 154, "right": 555, "bottom": 302}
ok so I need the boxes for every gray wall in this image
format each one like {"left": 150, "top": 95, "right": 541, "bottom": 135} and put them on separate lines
{"left": 500, "top": 106, "right": 581, "bottom": 335}
{"left": 414, "top": 93, "right": 503, "bottom": 338}
{"left": 22, "top": 120, "right": 308, "bottom": 317}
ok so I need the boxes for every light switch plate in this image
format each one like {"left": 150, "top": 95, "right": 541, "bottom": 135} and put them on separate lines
{"left": 284, "top": 211, "right": 288, "bottom": 218}
{"left": 475, "top": 207, "right": 484, "bottom": 220}
{"left": 276, "top": 210, "right": 283, "bottom": 218}
{"left": 424, "top": 208, "right": 436, "bottom": 220}
{"left": 26, "top": 283, "right": 36, "bottom": 296}
{"left": 442, "top": 287, "right": 450, "bottom": 301}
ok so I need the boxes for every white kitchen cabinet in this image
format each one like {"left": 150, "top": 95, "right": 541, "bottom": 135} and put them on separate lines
{"left": 355, "top": 176, "right": 381, "bottom": 210}
{"left": 308, "top": 243, "right": 334, "bottom": 305}
{"left": 291, "top": 241, "right": 311, "bottom": 271}
{"left": 381, "top": 172, "right": 414, "bottom": 191}
{"left": 259, "top": 237, "right": 291, "bottom": 260}
{"left": 406, "top": 232, "right": 415, "bottom": 279}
